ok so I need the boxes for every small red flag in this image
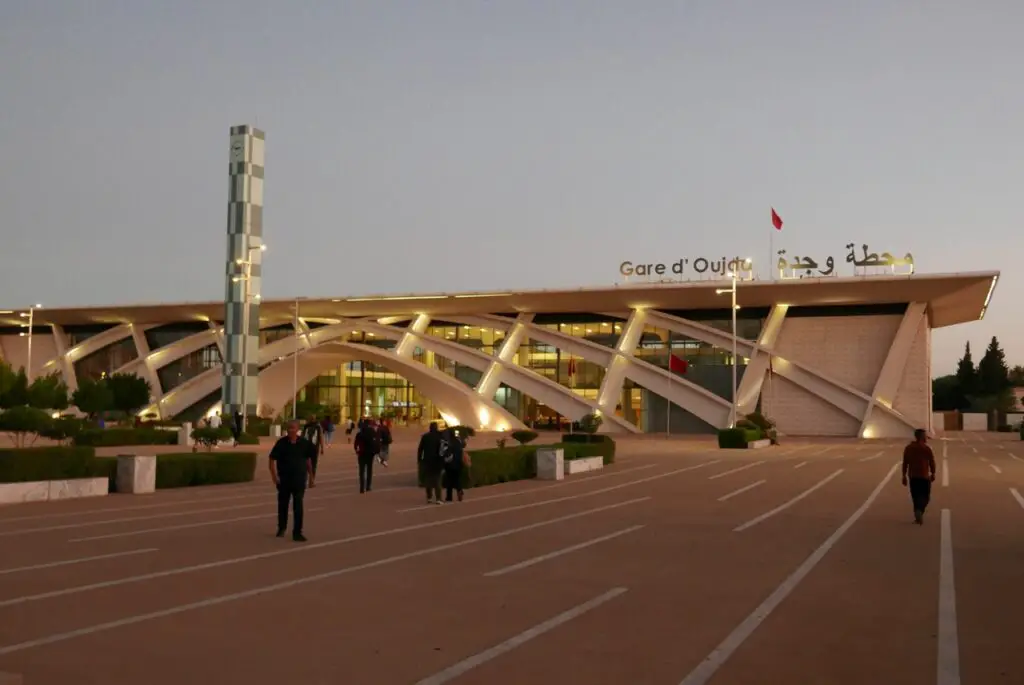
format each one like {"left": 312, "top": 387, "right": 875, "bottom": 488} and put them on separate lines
{"left": 669, "top": 354, "right": 689, "bottom": 374}
{"left": 771, "top": 208, "right": 783, "bottom": 231}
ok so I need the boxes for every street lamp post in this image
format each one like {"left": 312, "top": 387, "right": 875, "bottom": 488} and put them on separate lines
{"left": 291, "top": 297, "right": 308, "bottom": 421}
{"left": 232, "top": 244, "right": 266, "bottom": 433}
{"left": 18, "top": 304, "right": 43, "bottom": 382}
{"left": 716, "top": 260, "right": 752, "bottom": 428}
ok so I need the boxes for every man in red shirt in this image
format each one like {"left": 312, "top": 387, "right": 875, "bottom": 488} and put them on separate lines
{"left": 901, "top": 429, "right": 936, "bottom": 524}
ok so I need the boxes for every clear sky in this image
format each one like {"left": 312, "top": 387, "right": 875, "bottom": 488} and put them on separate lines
{"left": 1, "top": 1, "right": 1020, "bottom": 374}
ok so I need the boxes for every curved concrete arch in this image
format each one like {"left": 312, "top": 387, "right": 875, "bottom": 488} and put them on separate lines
{"left": 258, "top": 341, "right": 525, "bottom": 431}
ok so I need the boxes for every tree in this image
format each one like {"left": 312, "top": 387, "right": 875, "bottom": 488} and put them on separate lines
{"left": 579, "top": 412, "right": 603, "bottom": 435}
{"left": 0, "top": 405, "right": 53, "bottom": 448}
{"left": 1010, "top": 365, "right": 1024, "bottom": 386}
{"left": 932, "top": 375, "right": 968, "bottom": 412}
{"left": 72, "top": 377, "right": 113, "bottom": 418}
{"left": 0, "top": 366, "right": 29, "bottom": 409}
{"left": 977, "top": 336, "right": 1011, "bottom": 397}
{"left": 955, "top": 342, "right": 976, "bottom": 398}
{"left": 0, "top": 360, "right": 17, "bottom": 404}
{"left": 106, "top": 373, "right": 152, "bottom": 418}
{"left": 27, "top": 372, "right": 70, "bottom": 411}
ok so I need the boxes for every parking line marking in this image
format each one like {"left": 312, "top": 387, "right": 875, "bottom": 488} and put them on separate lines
{"left": 717, "top": 481, "right": 766, "bottom": 502}
{"left": 734, "top": 470, "right": 844, "bottom": 532}
{"left": 0, "top": 549, "right": 158, "bottom": 576}
{"left": 708, "top": 461, "right": 765, "bottom": 480}
{"left": 484, "top": 526, "right": 644, "bottom": 577}
{"left": 937, "top": 509, "right": 961, "bottom": 685}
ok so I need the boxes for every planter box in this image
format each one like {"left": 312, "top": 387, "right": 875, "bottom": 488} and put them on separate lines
{"left": 0, "top": 477, "right": 109, "bottom": 505}
{"left": 178, "top": 421, "right": 194, "bottom": 447}
{"left": 565, "top": 456, "right": 605, "bottom": 475}
{"left": 747, "top": 439, "right": 772, "bottom": 449}
{"left": 116, "top": 455, "right": 157, "bottom": 494}
{"left": 536, "top": 448, "right": 565, "bottom": 481}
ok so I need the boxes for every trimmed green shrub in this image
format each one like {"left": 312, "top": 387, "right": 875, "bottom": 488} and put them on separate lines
{"left": 0, "top": 446, "right": 107, "bottom": 484}
{"left": 152, "top": 452, "right": 258, "bottom": 489}
{"left": 0, "top": 405, "right": 53, "bottom": 447}
{"left": 579, "top": 412, "right": 603, "bottom": 434}
{"left": 39, "top": 416, "right": 88, "bottom": 445}
{"left": 510, "top": 430, "right": 539, "bottom": 445}
{"left": 74, "top": 427, "right": 178, "bottom": 447}
{"left": 558, "top": 440, "right": 616, "bottom": 465}
{"left": 237, "top": 432, "right": 260, "bottom": 445}
{"left": 718, "top": 428, "right": 752, "bottom": 449}
{"left": 420, "top": 445, "right": 536, "bottom": 489}
{"left": 191, "top": 426, "right": 233, "bottom": 451}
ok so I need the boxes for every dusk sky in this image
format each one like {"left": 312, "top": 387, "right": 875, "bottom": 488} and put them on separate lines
{"left": 1, "top": 1, "right": 1020, "bottom": 374}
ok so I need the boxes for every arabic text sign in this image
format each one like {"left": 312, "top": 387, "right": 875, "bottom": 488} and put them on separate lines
{"left": 776, "top": 243, "right": 915, "bottom": 279}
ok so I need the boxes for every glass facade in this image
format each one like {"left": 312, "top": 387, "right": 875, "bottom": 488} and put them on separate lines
{"left": 64, "top": 325, "right": 115, "bottom": 349}
{"left": 157, "top": 344, "right": 221, "bottom": 392}
{"left": 145, "top": 322, "right": 210, "bottom": 351}
{"left": 73, "top": 337, "right": 139, "bottom": 382}
{"left": 260, "top": 324, "right": 294, "bottom": 347}
{"left": 422, "top": 322, "right": 506, "bottom": 356}
{"left": 300, "top": 362, "right": 439, "bottom": 425}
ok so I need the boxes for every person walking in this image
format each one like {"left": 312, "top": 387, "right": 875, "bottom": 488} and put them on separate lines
{"left": 418, "top": 422, "right": 444, "bottom": 505}
{"left": 354, "top": 420, "right": 380, "bottom": 493}
{"left": 442, "top": 427, "right": 470, "bottom": 502}
{"left": 901, "top": 428, "right": 936, "bottom": 524}
{"left": 301, "top": 415, "right": 325, "bottom": 476}
{"left": 321, "top": 415, "right": 335, "bottom": 449}
{"left": 378, "top": 419, "right": 393, "bottom": 467}
{"left": 344, "top": 418, "right": 355, "bottom": 443}
{"left": 268, "top": 420, "right": 316, "bottom": 542}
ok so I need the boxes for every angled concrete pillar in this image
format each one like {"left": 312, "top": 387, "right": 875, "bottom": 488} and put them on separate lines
{"left": 222, "top": 125, "right": 265, "bottom": 418}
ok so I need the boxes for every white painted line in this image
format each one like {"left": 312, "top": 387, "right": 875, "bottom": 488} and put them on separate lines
{"left": 989, "top": 463, "right": 1002, "bottom": 475}
{"left": 717, "top": 480, "right": 766, "bottom": 502}
{"left": 971, "top": 446, "right": 978, "bottom": 454}
{"left": 69, "top": 507, "right": 327, "bottom": 543}
{"left": 678, "top": 463, "right": 898, "bottom": 685}
{"left": 942, "top": 460, "right": 949, "bottom": 488}
{"left": 859, "top": 451, "right": 884, "bottom": 462}
{"left": 1009, "top": 453, "right": 1022, "bottom": 462}
{"left": 708, "top": 461, "right": 765, "bottom": 480}
{"left": 484, "top": 526, "right": 644, "bottom": 577}
{"left": 0, "top": 481, "right": 663, "bottom": 608}
{"left": 1010, "top": 488, "right": 1024, "bottom": 510}
{"left": 396, "top": 463, "right": 658, "bottom": 513}
{"left": 0, "top": 501, "right": 642, "bottom": 656}
{"left": 980, "top": 456, "right": 989, "bottom": 462}
{"left": 733, "top": 470, "right": 844, "bottom": 532}
{"left": 414, "top": 587, "right": 627, "bottom": 684}
{"left": 942, "top": 441, "right": 948, "bottom": 459}
{"left": 0, "top": 549, "right": 158, "bottom": 576}
{"left": 937, "top": 509, "right": 961, "bottom": 685}
{"left": 818, "top": 445, "right": 836, "bottom": 455}
{"left": 792, "top": 461, "right": 808, "bottom": 470}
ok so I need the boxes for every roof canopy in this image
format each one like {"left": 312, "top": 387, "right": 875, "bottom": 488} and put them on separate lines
{"left": 0, "top": 271, "right": 999, "bottom": 330}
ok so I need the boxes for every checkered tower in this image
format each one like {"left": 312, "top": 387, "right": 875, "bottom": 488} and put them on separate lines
{"left": 222, "top": 125, "right": 265, "bottom": 419}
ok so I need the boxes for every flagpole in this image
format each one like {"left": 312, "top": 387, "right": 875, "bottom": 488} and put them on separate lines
{"left": 568, "top": 357, "right": 574, "bottom": 436}
{"left": 769, "top": 228, "right": 774, "bottom": 282}
{"left": 666, "top": 345, "right": 671, "bottom": 439}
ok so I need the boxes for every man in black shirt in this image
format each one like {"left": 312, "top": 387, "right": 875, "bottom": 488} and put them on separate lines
{"left": 269, "top": 420, "right": 316, "bottom": 542}
{"left": 418, "top": 422, "right": 444, "bottom": 505}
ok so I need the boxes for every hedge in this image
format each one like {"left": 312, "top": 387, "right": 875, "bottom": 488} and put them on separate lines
{"left": 151, "top": 452, "right": 258, "bottom": 488}
{"left": 717, "top": 428, "right": 763, "bottom": 449}
{"left": 74, "top": 427, "right": 178, "bottom": 447}
{"left": 0, "top": 446, "right": 108, "bottom": 484}
{"left": 418, "top": 437, "right": 618, "bottom": 489}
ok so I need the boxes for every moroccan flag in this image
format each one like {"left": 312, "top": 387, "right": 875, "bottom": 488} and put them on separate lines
{"left": 771, "top": 207, "right": 783, "bottom": 231}
{"left": 669, "top": 354, "right": 689, "bottom": 374}
{"left": 567, "top": 358, "right": 577, "bottom": 377}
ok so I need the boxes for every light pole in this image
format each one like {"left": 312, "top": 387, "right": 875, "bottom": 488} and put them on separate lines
{"left": 291, "top": 297, "right": 308, "bottom": 421}
{"left": 716, "top": 260, "right": 752, "bottom": 428}
{"left": 232, "top": 243, "right": 266, "bottom": 432}
{"left": 18, "top": 304, "right": 43, "bottom": 381}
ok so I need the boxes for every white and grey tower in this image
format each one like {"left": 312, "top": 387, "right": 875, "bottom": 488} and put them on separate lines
{"left": 222, "top": 125, "right": 265, "bottom": 420}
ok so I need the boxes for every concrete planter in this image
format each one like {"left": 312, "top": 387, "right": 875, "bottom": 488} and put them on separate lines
{"left": 0, "top": 477, "right": 109, "bottom": 505}
{"left": 536, "top": 448, "right": 565, "bottom": 481}
{"left": 565, "top": 456, "right": 604, "bottom": 475}
{"left": 747, "top": 439, "right": 772, "bottom": 449}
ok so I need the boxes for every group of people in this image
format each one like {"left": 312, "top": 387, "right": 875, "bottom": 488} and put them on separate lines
{"left": 267, "top": 415, "right": 401, "bottom": 541}
{"left": 417, "top": 422, "right": 471, "bottom": 505}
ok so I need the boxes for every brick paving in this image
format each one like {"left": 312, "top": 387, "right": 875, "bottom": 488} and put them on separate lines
{"left": 0, "top": 433, "right": 1021, "bottom": 684}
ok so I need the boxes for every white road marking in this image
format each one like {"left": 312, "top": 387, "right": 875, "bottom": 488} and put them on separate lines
{"left": 69, "top": 507, "right": 327, "bottom": 543}
{"left": 937, "top": 509, "right": 961, "bottom": 685}
{"left": 734, "top": 470, "right": 845, "bottom": 532}
{"left": 0, "top": 486, "right": 658, "bottom": 608}
{"left": 0, "top": 503, "right": 641, "bottom": 656}
{"left": 396, "top": 463, "right": 657, "bottom": 513}
{"left": 971, "top": 446, "right": 978, "bottom": 454}
{"left": 942, "top": 441, "right": 948, "bottom": 459}
{"left": 989, "top": 463, "right": 1002, "bottom": 475}
{"left": 414, "top": 587, "right": 628, "bottom": 684}
{"left": 677, "top": 463, "right": 898, "bottom": 685}
{"left": 717, "top": 481, "right": 766, "bottom": 502}
{"left": 1009, "top": 453, "right": 1022, "bottom": 462}
{"left": 1010, "top": 488, "right": 1024, "bottom": 510}
{"left": 980, "top": 456, "right": 989, "bottom": 462}
{"left": 0, "top": 548, "right": 158, "bottom": 576}
{"left": 942, "top": 460, "right": 949, "bottom": 488}
{"left": 792, "top": 461, "right": 808, "bottom": 470}
{"left": 484, "top": 526, "right": 644, "bottom": 577}
{"left": 708, "top": 461, "right": 765, "bottom": 480}
{"left": 859, "top": 451, "right": 884, "bottom": 462}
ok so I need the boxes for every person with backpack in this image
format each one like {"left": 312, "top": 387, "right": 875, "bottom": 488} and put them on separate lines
{"left": 442, "top": 427, "right": 470, "bottom": 502}
{"left": 353, "top": 420, "right": 380, "bottom": 493}
{"left": 378, "top": 420, "right": 393, "bottom": 467}
{"left": 301, "top": 415, "right": 325, "bottom": 476}
{"left": 418, "top": 422, "right": 444, "bottom": 505}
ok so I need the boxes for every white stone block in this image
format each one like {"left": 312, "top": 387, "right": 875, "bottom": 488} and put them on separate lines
{"left": 117, "top": 455, "right": 157, "bottom": 494}
{"left": 270, "top": 424, "right": 282, "bottom": 438}
{"left": 962, "top": 413, "right": 987, "bottom": 432}
{"left": 931, "top": 412, "right": 946, "bottom": 432}
{"left": 565, "top": 456, "right": 604, "bottom": 475}
{"left": 48, "top": 477, "right": 109, "bottom": 500}
{"left": 0, "top": 481, "right": 49, "bottom": 505}
{"left": 536, "top": 448, "right": 564, "bottom": 481}
{"left": 748, "top": 439, "right": 772, "bottom": 449}
{"left": 178, "top": 421, "right": 194, "bottom": 446}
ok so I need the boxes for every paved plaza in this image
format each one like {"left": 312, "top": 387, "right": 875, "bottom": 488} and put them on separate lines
{"left": 0, "top": 433, "right": 1021, "bottom": 684}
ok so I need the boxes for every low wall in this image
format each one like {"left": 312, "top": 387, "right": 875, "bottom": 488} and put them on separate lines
{"left": 962, "top": 413, "right": 987, "bottom": 432}
{"left": 0, "top": 477, "right": 109, "bottom": 505}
